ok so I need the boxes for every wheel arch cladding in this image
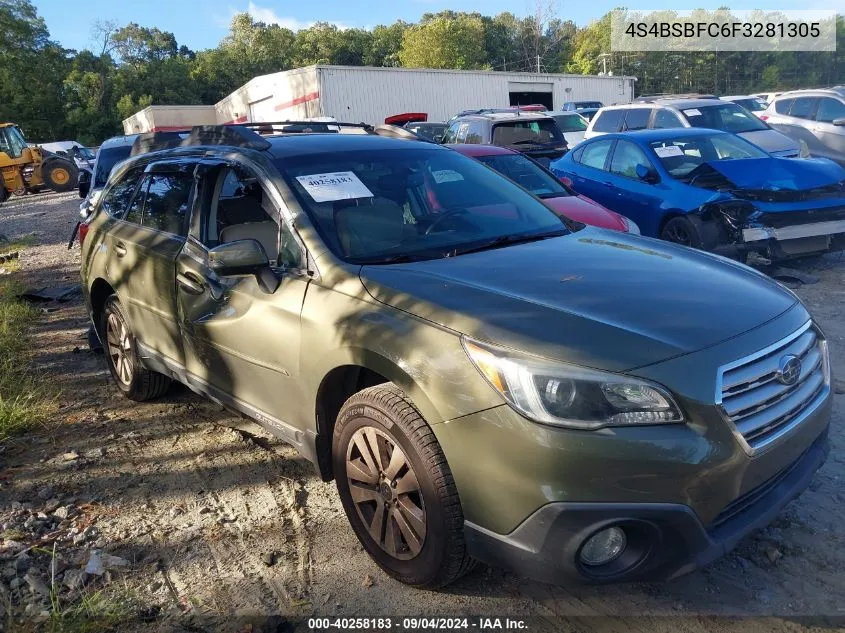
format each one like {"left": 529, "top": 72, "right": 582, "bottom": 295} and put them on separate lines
{"left": 89, "top": 279, "right": 116, "bottom": 335}
{"left": 314, "top": 364, "right": 390, "bottom": 481}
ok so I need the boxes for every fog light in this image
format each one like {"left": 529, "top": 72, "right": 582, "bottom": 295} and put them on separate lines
{"left": 580, "top": 527, "right": 626, "bottom": 566}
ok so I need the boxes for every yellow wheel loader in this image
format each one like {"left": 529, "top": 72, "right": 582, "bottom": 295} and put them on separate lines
{"left": 0, "top": 123, "right": 78, "bottom": 203}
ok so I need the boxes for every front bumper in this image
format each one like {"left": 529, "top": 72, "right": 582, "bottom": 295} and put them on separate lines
{"left": 742, "top": 219, "right": 845, "bottom": 243}
{"left": 464, "top": 428, "right": 829, "bottom": 584}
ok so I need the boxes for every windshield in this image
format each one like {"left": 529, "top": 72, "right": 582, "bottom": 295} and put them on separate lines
{"left": 277, "top": 147, "right": 566, "bottom": 263}
{"left": 492, "top": 119, "right": 565, "bottom": 147}
{"left": 477, "top": 153, "right": 569, "bottom": 198}
{"left": 552, "top": 114, "right": 588, "bottom": 133}
{"left": 650, "top": 133, "right": 769, "bottom": 179}
{"left": 0, "top": 125, "right": 29, "bottom": 159}
{"left": 680, "top": 103, "right": 768, "bottom": 133}
{"left": 71, "top": 146, "right": 96, "bottom": 160}
{"left": 408, "top": 124, "right": 447, "bottom": 142}
{"left": 93, "top": 145, "right": 132, "bottom": 187}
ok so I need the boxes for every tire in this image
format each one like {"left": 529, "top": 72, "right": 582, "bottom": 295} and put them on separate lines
{"left": 100, "top": 296, "right": 170, "bottom": 401}
{"left": 660, "top": 215, "right": 703, "bottom": 249}
{"left": 333, "top": 384, "right": 474, "bottom": 589}
{"left": 43, "top": 159, "right": 78, "bottom": 192}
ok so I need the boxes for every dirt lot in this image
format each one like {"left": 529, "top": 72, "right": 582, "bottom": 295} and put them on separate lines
{"left": 1, "top": 192, "right": 844, "bottom": 632}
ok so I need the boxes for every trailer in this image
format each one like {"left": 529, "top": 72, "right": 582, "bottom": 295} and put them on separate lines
{"left": 123, "top": 65, "right": 637, "bottom": 133}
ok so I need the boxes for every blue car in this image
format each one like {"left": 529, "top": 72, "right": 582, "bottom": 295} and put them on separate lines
{"left": 550, "top": 128, "right": 845, "bottom": 260}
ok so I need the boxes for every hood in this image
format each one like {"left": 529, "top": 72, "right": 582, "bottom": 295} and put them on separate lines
{"left": 360, "top": 230, "right": 797, "bottom": 372}
{"left": 738, "top": 129, "right": 799, "bottom": 155}
{"left": 697, "top": 157, "right": 845, "bottom": 192}
{"left": 544, "top": 195, "right": 628, "bottom": 232}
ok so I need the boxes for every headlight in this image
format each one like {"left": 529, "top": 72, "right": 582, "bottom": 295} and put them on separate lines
{"left": 463, "top": 338, "right": 684, "bottom": 430}
{"left": 621, "top": 216, "right": 640, "bottom": 234}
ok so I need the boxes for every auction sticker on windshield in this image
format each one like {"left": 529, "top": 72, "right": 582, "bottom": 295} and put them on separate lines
{"left": 654, "top": 145, "right": 684, "bottom": 158}
{"left": 296, "top": 171, "right": 374, "bottom": 202}
{"left": 683, "top": 109, "right": 702, "bottom": 117}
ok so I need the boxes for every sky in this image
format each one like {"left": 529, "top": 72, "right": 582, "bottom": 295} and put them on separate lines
{"left": 35, "top": 0, "right": 842, "bottom": 53}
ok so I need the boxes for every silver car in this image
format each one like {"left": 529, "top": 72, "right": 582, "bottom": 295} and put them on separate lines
{"left": 761, "top": 88, "right": 845, "bottom": 167}
{"left": 585, "top": 99, "right": 802, "bottom": 157}
{"left": 546, "top": 110, "right": 588, "bottom": 147}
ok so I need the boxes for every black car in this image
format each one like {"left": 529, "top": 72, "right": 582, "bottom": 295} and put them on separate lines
{"left": 442, "top": 112, "right": 568, "bottom": 166}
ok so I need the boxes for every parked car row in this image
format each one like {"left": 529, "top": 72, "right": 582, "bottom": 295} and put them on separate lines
{"left": 78, "top": 122, "right": 832, "bottom": 591}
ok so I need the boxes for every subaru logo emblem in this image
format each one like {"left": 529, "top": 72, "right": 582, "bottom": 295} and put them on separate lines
{"left": 777, "top": 355, "right": 802, "bottom": 386}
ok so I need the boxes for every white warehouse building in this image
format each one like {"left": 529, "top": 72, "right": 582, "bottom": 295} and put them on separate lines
{"left": 123, "top": 65, "right": 636, "bottom": 133}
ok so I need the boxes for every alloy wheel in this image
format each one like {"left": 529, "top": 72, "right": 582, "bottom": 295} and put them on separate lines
{"left": 665, "top": 223, "right": 691, "bottom": 245}
{"left": 106, "top": 312, "right": 133, "bottom": 386}
{"left": 345, "top": 426, "right": 427, "bottom": 560}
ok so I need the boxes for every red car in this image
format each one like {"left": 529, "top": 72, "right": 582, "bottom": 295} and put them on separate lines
{"left": 448, "top": 144, "right": 639, "bottom": 233}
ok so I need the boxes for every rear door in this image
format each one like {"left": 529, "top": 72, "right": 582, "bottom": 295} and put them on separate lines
{"left": 107, "top": 159, "right": 195, "bottom": 366}
{"left": 175, "top": 161, "right": 310, "bottom": 443}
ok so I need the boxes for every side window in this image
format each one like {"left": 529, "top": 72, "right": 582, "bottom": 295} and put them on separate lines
{"left": 623, "top": 109, "right": 651, "bottom": 131}
{"left": 100, "top": 166, "right": 144, "bottom": 217}
{"left": 580, "top": 140, "right": 614, "bottom": 170}
{"left": 774, "top": 98, "right": 794, "bottom": 115}
{"left": 788, "top": 97, "right": 817, "bottom": 120}
{"left": 206, "top": 167, "right": 284, "bottom": 264}
{"left": 442, "top": 122, "right": 461, "bottom": 144}
{"left": 455, "top": 122, "right": 470, "bottom": 143}
{"left": 465, "top": 121, "right": 484, "bottom": 144}
{"left": 653, "top": 109, "right": 683, "bottom": 129}
{"left": 592, "top": 109, "right": 625, "bottom": 133}
{"left": 610, "top": 141, "right": 651, "bottom": 179}
{"left": 142, "top": 172, "right": 194, "bottom": 236}
{"left": 123, "top": 175, "right": 149, "bottom": 225}
{"left": 571, "top": 145, "right": 585, "bottom": 163}
{"left": 816, "top": 98, "right": 845, "bottom": 123}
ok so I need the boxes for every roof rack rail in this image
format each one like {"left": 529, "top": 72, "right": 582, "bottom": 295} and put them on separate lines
{"left": 236, "top": 121, "right": 432, "bottom": 142}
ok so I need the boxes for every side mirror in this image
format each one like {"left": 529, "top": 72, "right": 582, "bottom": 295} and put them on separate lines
{"left": 832, "top": 117, "right": 845, "bottom": 127}
{"left": 559, "top": 176, "right": 573, "bottom": 187}
{"left": 208, "top": 239, "right": 279, "bottom": 293}
{"left": 635, "top": 164, "right": 659, "bottom": 183}
{"left": 78, "top": 179, "right": 90, "bottom": 199}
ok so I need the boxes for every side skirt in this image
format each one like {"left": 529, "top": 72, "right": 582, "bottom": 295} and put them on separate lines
{"left": 136, "top": 342, "right": 320, "bottom": 466}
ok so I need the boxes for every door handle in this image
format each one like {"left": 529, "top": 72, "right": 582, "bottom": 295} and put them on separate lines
{"left": 176, "top": 272, "right": 205, "bottom": 295}
{"left": 113, "top": 242, "right": 127, "bottom": 257}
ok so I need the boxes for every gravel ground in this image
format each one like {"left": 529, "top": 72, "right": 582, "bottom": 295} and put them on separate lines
{"left": 1, "top": 192, "right": 844, "bottom": 632}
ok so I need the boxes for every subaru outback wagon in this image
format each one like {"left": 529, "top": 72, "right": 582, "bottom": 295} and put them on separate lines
{"left": 80, "top": 124, "right": 831, "bottom": 588}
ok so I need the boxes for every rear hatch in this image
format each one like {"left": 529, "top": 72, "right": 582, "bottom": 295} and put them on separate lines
{"left": 492, "top": 119, "right": 568, "bottom": 166}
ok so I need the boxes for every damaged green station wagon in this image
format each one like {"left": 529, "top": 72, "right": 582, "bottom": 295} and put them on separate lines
{"left": 79, "top": 124, "right": 832, "bottom": 588}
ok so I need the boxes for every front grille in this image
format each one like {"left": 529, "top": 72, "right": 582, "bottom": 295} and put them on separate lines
{"left": 717, "top": 322, "right": 828, "bottom": 452}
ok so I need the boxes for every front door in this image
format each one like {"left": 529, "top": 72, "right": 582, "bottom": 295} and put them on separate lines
{"left": 107, "top": 160, "right": 195, "bottom": 366}
{"left": 175, "top": 163, "right": 310, "bottom": 441}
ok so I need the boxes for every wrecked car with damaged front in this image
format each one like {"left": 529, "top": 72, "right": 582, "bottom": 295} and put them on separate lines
{"left": 551, "top": 128, "right": 845, "bottom": 260}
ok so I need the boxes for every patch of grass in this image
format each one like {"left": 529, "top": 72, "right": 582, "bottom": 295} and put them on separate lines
{"left": 5, "top": 587, "right": 140, "bottom": 633}
{"left": 0, "top": 277, "right": 54, "bottom": 441}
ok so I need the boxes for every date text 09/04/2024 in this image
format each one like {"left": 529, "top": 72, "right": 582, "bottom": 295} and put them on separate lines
{"left": 307, "top": 617, "right": 529, "bottom": 630}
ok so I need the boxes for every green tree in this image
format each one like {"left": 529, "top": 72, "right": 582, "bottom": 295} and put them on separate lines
{"left": 399, "top": 14, "right": 486, "bottom": 69}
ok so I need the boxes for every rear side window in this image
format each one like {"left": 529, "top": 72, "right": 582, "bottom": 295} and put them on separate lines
{"left": 774, "top": 98, "right": 794, "bottom": 114}
{"left": 652, "top": 109, "right": 683, "bottom": 129}
{"left": 100, "top": 166, "right": 143, "bottom": 217}
{"left": 142, "top": 173, "right": 194, "bottom": 236}
{"left": 579, "top": 140, "right": 614, "bottom": 170}
{"left": 788, "top": 97, "right": 817, "bottom": 119}
{"left": 592, "top": 110, "right": 625, "bottom": 133}
{"left": 623, "top": 109, "right": 651, "bottom": 131}
{"left": 815, "top": 98, "right": 845, "bottom": 123}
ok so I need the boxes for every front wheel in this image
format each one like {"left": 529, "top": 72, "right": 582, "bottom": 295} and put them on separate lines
{"left": 333, "top": 384, "right": 474, "bottom": 588}
{"left": 101, "top": 296, "right": 170, "bottom": 401}
{"left": 43, "top": 159, "right": 78, "bottom": 192}
{"left": 660, "top": 216, "right": 703, "bottom": 249}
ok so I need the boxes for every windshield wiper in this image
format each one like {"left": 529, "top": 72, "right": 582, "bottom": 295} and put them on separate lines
{"left": 447, "top": 230, "right": 567, "bottom": 257}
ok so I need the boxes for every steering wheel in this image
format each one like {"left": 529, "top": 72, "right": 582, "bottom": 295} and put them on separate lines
{"left": 424, "top": 208, "right": 468, "bottom": 235}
